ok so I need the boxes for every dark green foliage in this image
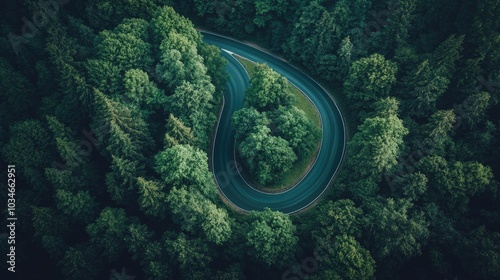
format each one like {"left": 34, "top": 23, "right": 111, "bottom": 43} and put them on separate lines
{"left": 419, "top": 156, "right": 494, "bottom": 213}
{"left": 85, "top": 0, "right": 161, "bottom": 30}
{"left": 455, "top": 91, "right": 491, "bottom": 129}
{"left": 314, "top": 199, "right": 363, "bottom": 237}
{"left": 400, "top": 60, "right": 450, "bottom": 117}
{"left": 164, "top": 232, "right": 212, "bottom": 271}
{"left": 2, "top": 120, "right": 52, "bottom": 190}
{"left": 2, "top": 0, "right": 500, "bottom": 279}
{"left": 55, "top": 190, "right": 98, "bottom": 224}
{"left": 91, "top": 89, "right": 154, "bottom": 160}
{"left": 86, "top": 207, "right": 132, "bottom": 262}
{"left": 457, "top": 226, "right": 500, "bottom": 280}
{"left": 60, "top": 245, "right": 99, "bottom": 280}
{"left": 285, "top": 0, "right": 371, "bottom": 80}
{"left": 105, "top": 155, "right": 144, "bottom": 205}
{"left": 126, "top": 222, "right": 154, "bottom": 261}
{"left": 0, "top": 58, "right": 36, "bottom": 123}
{"left": 365, "top": 198, "right": 429, "bottom": 260}
{"left": 429, "top": 34, "right": 464, "bottom": 79}
{"left": 312, "top": 234, "right": 375, "bottom": 280}
{"left": 85, "top": 59, "right": 123, "bottom": 96}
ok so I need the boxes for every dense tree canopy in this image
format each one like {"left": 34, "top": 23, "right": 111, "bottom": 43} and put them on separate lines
{"left": 231, "top": 62, "right": 319, "bottom": 186}
{"left": 2, "top": 0, "right": 499, "bottom": 279}
{"left": 239, "top": 125, "right": 297, "bottom": 185}
{"left": 245, "top": 63, "right": 294, "bottom": 111}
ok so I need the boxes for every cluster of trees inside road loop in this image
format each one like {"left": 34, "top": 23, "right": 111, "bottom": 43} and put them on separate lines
{"left": 232, "top": 63, "right": 320, "bottom": 185}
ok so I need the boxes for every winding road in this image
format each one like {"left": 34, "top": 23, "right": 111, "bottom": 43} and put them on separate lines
{"left": 203, "top": 31, "right": 346, "bottom": 214}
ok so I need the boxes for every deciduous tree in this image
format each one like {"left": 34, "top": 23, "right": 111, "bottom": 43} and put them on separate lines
{"left": 239, "top": 125, "right": 297, "bottom": 185}
{"left": 246, "top": 208, "right": 298, "bottom": 266}
{"left": 344, "top": 54, "right": 397, "bottom": 109}
{"left": 155, "top": 144, "right": 216, "bottom": 199}
{"left": 245, "top": 63, "right": 294, "bottom": 111}
{"left": 272, "top": 106, "right": 320, "bottom": 158}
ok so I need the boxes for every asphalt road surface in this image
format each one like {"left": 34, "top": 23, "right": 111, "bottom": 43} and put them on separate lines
{"left": 203, "top": 31, "right": 346, "bottom": 214}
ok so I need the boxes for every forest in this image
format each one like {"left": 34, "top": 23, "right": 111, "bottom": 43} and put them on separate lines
{"left": 0, "top": 0, "right": 499, "bottom": 279}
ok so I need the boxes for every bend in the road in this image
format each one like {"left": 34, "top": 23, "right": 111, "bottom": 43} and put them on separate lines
{"left": 204, "top": 31, "right": 346, "bottom": 214}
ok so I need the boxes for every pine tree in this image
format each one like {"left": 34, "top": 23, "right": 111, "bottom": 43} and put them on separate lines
{"left": 91, "top": 89, "right": 153, "bottom": 160}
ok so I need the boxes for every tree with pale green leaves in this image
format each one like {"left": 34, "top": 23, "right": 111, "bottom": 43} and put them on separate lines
{"left": 335, "top": 36, "right": 354, "bottom": 80}
{"left": 168, "top": 79, "right": 216, "bottom": 146}
{"left": 239, "top": 125, "right": 297, "bottom": 185}
{"left": 198, "top": 42, "right": 229, "bottom": 93}
{"left": 166, "top": 186, "right": 232, "bottom": 245}
{"left": 245, "top": 63, "right": 294, "bottom": 111}
{"left": 246, "top": 208, "right": 298, "bottom": 266}
{"left": 156, "top": 32, "right": 207, "bottom": 89}
{"left": 151, "top": 6, "right": 202, "bottom": 46}
{"left": 155, "top": 144, "right": 216, "bottom": 199}
{"left": 96, "top": 30, "right": 153, "bottom": 71}
{"left": 85, "top": 59, "right": 122, "bottom": 97}
{"left": 164, "top": 114, "right": 196, "bottom": 148}
{"left": 423, "top": 110, "right": 456, "bottom": 153}
{"left": 347, "top": 112, "right": 408, "bottom": 181}
{"left": 231, "top": 107, "right": 270, "bottom": 141}
{"left": 312, "top": 234, "right": 375, "bottom": 280}
{"left": 344, "top": 53, "right": 398, "bottom": 105}
{"left": 123, "top": 68, "right": 166, "bottom": 112}
{"left": 272, "top": 106, "right": 320, "bottom": 158}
